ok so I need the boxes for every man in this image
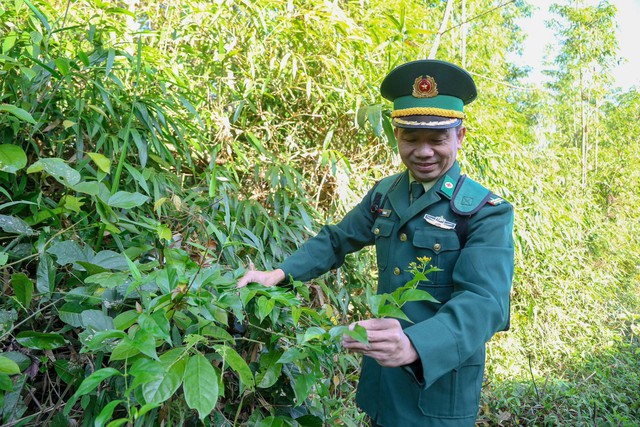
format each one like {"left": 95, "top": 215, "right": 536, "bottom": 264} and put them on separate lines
{"left": 238, "top": 59, "right": 514, "bottom": 427}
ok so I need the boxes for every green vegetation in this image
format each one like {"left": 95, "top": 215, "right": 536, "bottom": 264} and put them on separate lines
{"left": 0, "top": 0, "right": 638, "bottom": 426}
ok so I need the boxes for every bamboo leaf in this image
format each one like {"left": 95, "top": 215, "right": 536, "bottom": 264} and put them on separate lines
{"left": 64, "top": 368, "right": 122, "bottom": 416}
{"left": 95, "top": 400, "right": 124, "bottom": 427}
{"left": 0, "top": 104, "right": 36, "bottom": 124}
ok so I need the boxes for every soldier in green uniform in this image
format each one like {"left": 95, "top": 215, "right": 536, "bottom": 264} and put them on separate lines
{"left": 238, "top": 59, "right": 514, "bottom": 427}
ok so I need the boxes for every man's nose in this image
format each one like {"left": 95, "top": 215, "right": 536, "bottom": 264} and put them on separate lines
{"left": 415, "top": 143, "right": 434, "bottom": 156}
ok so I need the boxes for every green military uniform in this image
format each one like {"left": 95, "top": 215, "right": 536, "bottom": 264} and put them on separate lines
{"left": 279, "top": 60, "right": 514, "bottom": 426}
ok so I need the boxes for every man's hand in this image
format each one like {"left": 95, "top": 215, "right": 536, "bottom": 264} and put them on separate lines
{"left": 237, "top": 268, "right": 285, "bottom": 288}
{"left": 342, "top": 318, "right": 419, "bottom": 367}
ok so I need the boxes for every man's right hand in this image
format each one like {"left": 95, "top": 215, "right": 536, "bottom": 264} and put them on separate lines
{"left": 236, "top": 268, "right": 285, "bottom": 288}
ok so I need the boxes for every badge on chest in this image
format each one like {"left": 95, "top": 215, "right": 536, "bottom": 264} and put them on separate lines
{"left": 423, "top": 214, "right": 456, "bottom": 230}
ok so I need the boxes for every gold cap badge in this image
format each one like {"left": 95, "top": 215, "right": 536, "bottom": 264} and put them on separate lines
{"left": 412, "top": 75, "right": 438, "bottom": 98}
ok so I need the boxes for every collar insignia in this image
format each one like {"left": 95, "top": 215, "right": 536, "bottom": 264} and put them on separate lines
{"left": 488, "top": 196, "right": 505, "bottom": 206}
{"left": 424, "top": 214, "right": 456, "bottom": 230}
{"left": 412, "top": 75, "right": 439, "bottom": 98}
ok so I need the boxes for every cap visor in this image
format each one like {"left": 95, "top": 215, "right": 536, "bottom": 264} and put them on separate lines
{"left": 392, "top": 115, "right": 462, "bottom": 129}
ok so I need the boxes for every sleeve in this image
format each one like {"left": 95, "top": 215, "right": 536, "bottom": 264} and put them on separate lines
{"left": 403, "top": 201, "right": 515, "bottom": 389}
{"left": 278, "top": 187, "right": 378, "bottom": 282}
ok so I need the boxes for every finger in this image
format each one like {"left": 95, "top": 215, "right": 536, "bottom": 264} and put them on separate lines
{"left": 237, "top": 272, "right": 254, "bottom": 288}
{"left": 351, "top": 318, "right": 400, "bottom": 331}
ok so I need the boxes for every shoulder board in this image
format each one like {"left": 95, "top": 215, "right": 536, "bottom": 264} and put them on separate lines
{"left": 450, "top": 175, "right": 493, "bottom": 216}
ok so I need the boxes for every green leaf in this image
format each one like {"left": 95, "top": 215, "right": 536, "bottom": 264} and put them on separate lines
{"left": 87, "top": 152, "right": 111, "bottom": 173}
{"left": 108, "top": 191, "right": 149, "bottom": 209}
{"left": 95, "top": 399, "right": 124, "bottom": 427}
{"left": 292, "top": 373, "right": 315, "bottom": 405}
{"left": 54, "top": 57, "right": 70, "bottom": 76}
{"left": 0, "top": 214, "right": 38, "bottom": 236}
{"left": 85, "top": 271, "right": 129, "bottom": 289}
{"left": 15, "top": 331, "right": 65, "bottom": 350}
{"left": 109, "top": 337, "right": 140, "bottom": 361}
{"left": 142, "top": 371, "right": 182, "bottom": 405}
{"left": 22, "top": 0, "right": 51, "bottom": 32}
{"left": 58, "top": 302, "right": 87, "bottom": 327}
{"left": 302, "top": 326, "right": 326, "bottom": 343}
{"left": 11, "top": 273, "right": 33, "bottom": 309}
{"left": 295, "top": 415, "right": 324, "bottom": 427}
{"left": 277, "top": 348, "right": 307, "bottom": 364}
{"left": 0, "top": 373, "right": 13, "bottom": 391}
{"left": 214, "top": 345, "right": 255, "bottom": 390}
{"left": 138, "top": 312, "right": 171, "bottom": 344}
{"left": 113, "top": 310, "right": 139, "bottom": 330}
{"left": 1, "top": 351, "right": 31, "bottom": 371}
{"left": 183, "top": 353, "right": 219, "bottom": 420}
{"left": 0, "top": 104, "right": 36, "bottom": 124}
{"left": 0, "top": 356, "right": 20, "bottom": 375}
{"left": 27, "top": 158, "right": 81, "bottom": 187}
{"left": 72, "top": 181, "right": 101, "bottom": 195}
{"left": 0, "top": 144, "right": 27, "bottom": 173}
{"left": 82, "top": 310, "right": 115, "bottom": 331}
{"left": 256, "top": 296, "right": 275, "bottom": 322}
{"left": 256, "top": 351, "right": 282, "bottom": 389}
{"left": 36, "top": 253, "right": 56, "bottom": 295}
{"left": 367, "top": 294, "right": 386, "bottom": 317}
{"left": 83, "top": 330, "right": 127, "bottom": 351}
{"left": 334, "top": 324, "right": 368, "bottom": 345}
{"left": 48, "top": 240, "right": 87, "bottom": 267}
{"left": 64, "top": 368, "right": 122, "bottom": 416}
{"left": 156, "top": 223, "right": 172, "bottom": 241}
{"left": 399, "top": 288, "right": 439, "bottom": 304}
{"left": 131, "top": 329, "right": 158, "bottom": 360}
{"left": 124, "top": 254, "right": 142, "bottom": 283}
{"left": 377, "top": 305, "right": 412, "bottom": 322}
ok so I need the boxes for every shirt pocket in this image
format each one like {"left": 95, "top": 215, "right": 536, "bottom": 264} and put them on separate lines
{"left": 372, "top": 218, "right": 395, "bottom": 271}
{"left": 412, "top": 228, "right": 460, "bottom": 285}
{"left": 418, "top": 351, "right": 485, "bottom": 418}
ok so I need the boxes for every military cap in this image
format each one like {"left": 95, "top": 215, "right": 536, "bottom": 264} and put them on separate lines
{"left": 380, "top": 59, "right": 477, "bottom": 129}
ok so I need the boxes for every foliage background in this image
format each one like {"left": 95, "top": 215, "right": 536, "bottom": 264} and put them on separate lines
{"left": 0, "top": 0, "right": 638, "bottom": 426}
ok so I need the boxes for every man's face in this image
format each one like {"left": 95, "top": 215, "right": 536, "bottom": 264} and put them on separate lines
{"left": 395, "top": 126, "right": 466, "bottom": 182}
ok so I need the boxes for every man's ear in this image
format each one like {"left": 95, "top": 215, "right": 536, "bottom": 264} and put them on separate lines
{"left": 456, "top": 126, "right": 466, "bottom": 147}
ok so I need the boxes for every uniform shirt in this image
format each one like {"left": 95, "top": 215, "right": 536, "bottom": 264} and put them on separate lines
{"left": 279, "top": 162, "right": 514, "bottom": 427}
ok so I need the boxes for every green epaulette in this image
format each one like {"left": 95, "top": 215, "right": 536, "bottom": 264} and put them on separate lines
{"left": 449, "top": 175, "right": 492, "bottom": 216}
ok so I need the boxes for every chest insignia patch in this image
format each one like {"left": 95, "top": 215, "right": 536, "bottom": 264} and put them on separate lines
{"left": 378, "top": 209, "right": 392, "bottom": 217}
{"left": 424, "top": 214, "right": 457, "bottom": 230}
{"left": 488, "top": 197, "right": 504, "bottom": 206}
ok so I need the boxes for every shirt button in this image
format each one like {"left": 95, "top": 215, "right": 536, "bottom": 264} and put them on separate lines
{"left": 399, "top": 233, "right": 407, "bottom": 242}
{"left": 433, "top": 243, "right": 442, "bottom": 251}
{"left": 393, "top": 267, "right": 401, "bottom": 275}
{"left": 374, "top": 228, "right": 380, "bottom": 235}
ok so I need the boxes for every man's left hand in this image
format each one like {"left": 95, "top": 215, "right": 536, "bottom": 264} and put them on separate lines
{"left": 342, "top": 318, "right": 419, "bottom": 367}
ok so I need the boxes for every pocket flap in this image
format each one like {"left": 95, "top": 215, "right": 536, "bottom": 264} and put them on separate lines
{"left": 372, "top": 218, "right": 395, "bottom": 238}
{"left": 413, "top": 228, "right": 460, "bottom": 252}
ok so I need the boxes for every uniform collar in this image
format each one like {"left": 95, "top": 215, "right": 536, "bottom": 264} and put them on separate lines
{"left": 435, "top": 162, "right": 461, "bottom": 200}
